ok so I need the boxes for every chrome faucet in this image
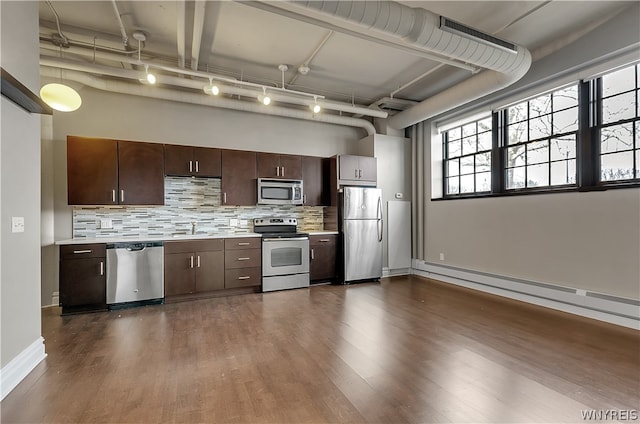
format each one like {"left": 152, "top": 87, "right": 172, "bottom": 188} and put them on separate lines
{"left": 191, "top": 221, "right": 196, "bottom": 235}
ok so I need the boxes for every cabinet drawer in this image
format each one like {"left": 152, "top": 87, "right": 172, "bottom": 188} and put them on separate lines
{"left": 225, "top": 248, "right": 261, "bottom": 269}
{"left": 310, "top": 235, "right": 337, "bottom": 247}
{"left": 165, "top": 239, "right": 223, "bottom": 254}
{"left": 225, "top": 267, "right": 261, "bottom": 288}
{"left": 224, "top": 237, "right": 261, "bottom": 250}
{"left": 60, "top": 244, "right": 106, "bottom": 260}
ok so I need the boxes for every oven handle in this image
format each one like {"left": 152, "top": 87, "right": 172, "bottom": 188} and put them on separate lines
{"left": 262, "top": 237, "right": 309, "bottom": 242}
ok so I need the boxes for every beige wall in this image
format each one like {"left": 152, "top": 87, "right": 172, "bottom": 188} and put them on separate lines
{"left": 1, "top": 1, "right": 43, "bottom": 367}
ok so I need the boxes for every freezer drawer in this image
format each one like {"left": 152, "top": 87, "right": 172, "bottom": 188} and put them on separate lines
{"left": 343, "top": 220, "right": 382, "bottom": 282}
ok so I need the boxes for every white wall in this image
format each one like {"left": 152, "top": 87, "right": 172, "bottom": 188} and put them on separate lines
{"left": 1, "top": 0, "right": 45, "bottom": 378}
{"left": 42, "top": 86, "right": 365, "bottom": 304}
{"left": 421, "top": 5, "right": 640, "bottom": 300}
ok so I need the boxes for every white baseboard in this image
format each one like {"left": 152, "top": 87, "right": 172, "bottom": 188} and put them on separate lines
{"left": 413, "top": 260, "right": 640, "bottom": 330}
{"left": 51, "top": 291, "right": 59, "bottom": 307}
{"left": 383, "top": 267, "right": 411, "bottom": 278}
{"left": 0, "top": 337, "right": 47, "bottom": 400}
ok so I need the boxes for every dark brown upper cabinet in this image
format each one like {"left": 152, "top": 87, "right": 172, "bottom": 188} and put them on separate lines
{"left": 164, "top": 144, "right": 221, "bottom": 177}
{"left": 257, "top": 153, "right": 302, "bottom": 179}
{"left": 67, "top": 136, "right": 164, "bottom": 205}
{"left": 301, "top": 155, "right": 324, "bottom": 206}
{"left": 221, "top": 149, "right": 257, "bottom": 206}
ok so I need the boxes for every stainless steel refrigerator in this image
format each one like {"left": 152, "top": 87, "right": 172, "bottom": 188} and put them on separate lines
{"left": 339, "top": 186, "right": 383, "bottom": 283}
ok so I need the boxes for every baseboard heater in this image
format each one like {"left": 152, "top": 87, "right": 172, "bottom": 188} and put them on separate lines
{"left": 413, "top": 260, "right": 639, "bottom": 330}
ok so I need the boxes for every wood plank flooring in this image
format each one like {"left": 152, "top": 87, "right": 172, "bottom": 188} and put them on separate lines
{"left": 2, "top": 275, "right": 638, "bottom": 423}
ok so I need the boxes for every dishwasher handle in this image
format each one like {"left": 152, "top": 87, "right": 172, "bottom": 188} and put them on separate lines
{"left": 126, "top": 244, "right": 146, "bottom": 252}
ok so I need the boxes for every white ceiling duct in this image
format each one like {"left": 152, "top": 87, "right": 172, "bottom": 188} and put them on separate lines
{"left": 40, "top": 67, "right": 377, "bottom": 136}
{"left": 284, "top": 1, "right": 532, "bottom": 129}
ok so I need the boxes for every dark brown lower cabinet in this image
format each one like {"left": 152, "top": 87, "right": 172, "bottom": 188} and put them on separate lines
{"left": 59, "top": 244, "right": 107, "bottom": 314}
{"left": 310, "top": 235, "right": 337, "bottom": 283}
{"left": 224, "top": 237, "right": 262, "bottom": 289}
{"left": 164, "top": 239, "right": 224, "bottom": 299}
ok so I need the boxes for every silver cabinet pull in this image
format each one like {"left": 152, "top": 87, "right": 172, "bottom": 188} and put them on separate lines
{"left": 120, "top": 190, "right": 125, "bottom": 202}
{"left": 359, "top": 169, "right": 363, "bottom": 178}
{"left": 190, "top": 255, "right": 194, "bottom": 268}
{"left": 100, "top": 261, "right": 104, "bottom": 276}
{"left": 355, "top": 169, "right": 358, "bottom": 178}
{"left": 73, "top": 249, "right": 92, "bottom": 254}
{"left": 237, "top": 276, "right": 251, "bottom": 280}
{"left": 112, "top": 189, "right": 116, "bottom": 203}
{"left": 237, "top": 257, "right": 250, "bottom": 261}
{"left": 282, "top": 166, "right": 285, "bottom": 176}
{"left": 303, "top": 194, "right": 307, "bottom": 204}
{"left": 197, "top": 255, "right": 201, "bottom": 268}
{"left": 319, "top": 239, "right": 331, "bottom": 243}
{"left": 223, "top": 192, "right": 227, "bottom": 204}
{"left": 189, "top": 160, "right": 193, "bottom": 173}
{"left": 237, "top": 242, "right": 250, "bottom": 246}
{"left": 276, "top": 166, "right": 280, "bottom": 177}
{"left": 195, "top": 160, "right": 199, "bottom": 173}
{"left": 311, "top": 248, "right": 315, "bottom": 260}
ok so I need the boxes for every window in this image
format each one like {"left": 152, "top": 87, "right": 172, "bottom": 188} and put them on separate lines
{"left": 438, "top": 62, "right": 640, "bottom": 199}
{"left": 443, "top": 116, "right": 492, "bottom": 195}
{"left": 597, "top": 64, "right": 640, "bottom": 182}
{"left": 504, "top": 85, "right": 579, "bottom": 189}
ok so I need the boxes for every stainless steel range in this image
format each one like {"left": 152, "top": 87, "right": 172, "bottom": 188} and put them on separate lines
{"left": 254, "top": 217, "right": 310, "bottom": 292}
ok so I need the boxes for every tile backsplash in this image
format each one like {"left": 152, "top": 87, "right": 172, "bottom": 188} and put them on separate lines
{"left": 73, "top": 177, "right": 324, "bottom": 238}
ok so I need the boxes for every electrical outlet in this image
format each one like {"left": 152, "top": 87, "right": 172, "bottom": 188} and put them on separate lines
{"left": 229, "top": 218, "right": 238, "bottom": 227}
{"left": 576, "top": 289, "right": 587, "bottom": 296}
{"left": 439, "top": 253, "right": 445, "bottom": 261}
{"left": 100, "top": 219, "right": 113, "bottom": 229}
{"left": 395, "top": 192, "right": 403, "bottom": 199}
{"left": 11, "top": 217, "right": 25, "bottom": 233}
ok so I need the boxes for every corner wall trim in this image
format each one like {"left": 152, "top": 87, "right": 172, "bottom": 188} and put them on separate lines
{"left": 413, "top": 260, "right": 640, "bottom": 330}
{"left": 0, "top": 337, "right": 47, "bottom": 400}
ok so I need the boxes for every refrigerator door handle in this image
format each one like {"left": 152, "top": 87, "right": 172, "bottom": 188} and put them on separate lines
{"left": 377, "top": 196, "right": 383, "bottom": 242}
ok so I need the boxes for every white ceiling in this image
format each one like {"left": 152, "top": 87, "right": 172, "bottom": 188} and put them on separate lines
{"left": 39, "top": 1, "right": 632, "bottom": 113}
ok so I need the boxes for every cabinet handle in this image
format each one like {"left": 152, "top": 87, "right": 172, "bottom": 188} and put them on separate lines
{"left": 223, "top": 192, "right": 227, "bottom": 204}
{"left": 237, "top": 276, "right": 251, "bottom": 280}
{"left": 276, "top": 166, "right": 280, "bottom": 177}
{"left": 195, "top": 160, "right": 199, "bottom": 173}
{"left": 197, "top": 255, "right": 201, "bottom": 268}
{"left": 359, "top": 169, "right": 362, "bottom": 178}
{"left": 100, "top": 261, "right": 104, "bottom": 276}
{"left": 282, "top": 166, "right": 285, "bottom": 176}
{"left": 311, "top": 248, "right": 315, "bottom": 260}
{"left": 237, "top": 242, "right": 250, "bottom": 246}
{"left": 120, "top": 190, "right": 125, "bottom": 202}
{"left": 237, "top": 257, "right": 250, "bottom": 261}
{"left": 190, "top": 255, "right": 194, "bottom": 268}
{"left": 355, "top": 169, "right": 358, "bottom": 178}
{"left": 73, "top": 249, "right": 92, "bottom": 254}
{"left": 303, "top": 194, "right": 307, "bottom": 204}
{"left": 319, "top": 239, "right": 331, "bottom": 243}
{"left": 189, "top": 160, "right": 193, "bottom": 173}
{"left": 112, "top": 189, "right": 116, "bottom": 203}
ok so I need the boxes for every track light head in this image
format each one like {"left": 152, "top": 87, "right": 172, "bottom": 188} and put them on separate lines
{"left": 258, "top": 94, "right": 271, "bottom": 106}
{"left": 204, "top": 84, "right": 219, "bottom": 96}
{"left": 143, "top": 65, "right": 156, "bottom": 85}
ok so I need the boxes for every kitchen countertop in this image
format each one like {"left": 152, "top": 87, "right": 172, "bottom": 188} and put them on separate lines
{"left": 55, "top": 231, "right": 338, "bottom": 245}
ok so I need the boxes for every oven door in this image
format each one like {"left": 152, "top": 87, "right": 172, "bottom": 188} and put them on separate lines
{"left": 262, "top": 237, "right": 310, "bottom": 277}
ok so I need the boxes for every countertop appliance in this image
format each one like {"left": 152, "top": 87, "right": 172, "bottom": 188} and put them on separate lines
{"left": 254, "top": 217, "right": 310, "bottom": 292}
{"left": 257, "top": 178, "right": 303, "bottom": 205}
{"left": 106, "top": 241, "right": 164, "bottom": 307}
{"left": 339, "top": 186, "right": 383, "bottom": 283}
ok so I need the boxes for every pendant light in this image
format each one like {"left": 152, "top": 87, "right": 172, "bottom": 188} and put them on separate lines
{"left": 40, "top": 48, "right": 81, "bottom": 112}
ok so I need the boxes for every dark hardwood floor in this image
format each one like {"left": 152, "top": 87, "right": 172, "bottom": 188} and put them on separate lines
{"left": 2, "top": 275, "right": 639, "bottom": 423}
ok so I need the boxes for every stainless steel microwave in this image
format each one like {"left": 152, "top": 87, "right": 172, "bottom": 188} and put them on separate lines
{"left": 257, "top": 178, "right": 304, "bottom": 205}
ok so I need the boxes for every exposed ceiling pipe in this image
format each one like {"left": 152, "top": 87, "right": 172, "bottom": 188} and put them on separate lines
{"left": 177, "top": 1, "right": 186, "bottom": 68}
{"left": 110, "top": 0, "right": 130, "bottom": 50}
{"left": 191, "top": 0, "right": 206, "bottom": 71}
{"left": 284, "top": 1, "right": 532, "bottom": 129}
{"left": 39, "top": 56, "right": 388, "bottom": 118}
{"left": 288, "top": 30, "right": 333, "bottom": 87}
{"left": 40, "top": 67, "right": 376, "bottom": 135}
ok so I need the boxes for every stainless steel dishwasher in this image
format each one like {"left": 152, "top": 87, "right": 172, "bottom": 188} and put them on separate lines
{"left": 106, "top": 242, "right": 164, "bottom": 306}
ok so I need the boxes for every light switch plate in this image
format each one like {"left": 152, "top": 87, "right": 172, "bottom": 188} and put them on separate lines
{"left": 100, "top": 219, "right": 113, "bottom": 229}
{"left": 229, "top": 218, "right": 239, "bottom": 227}
{"left": 12, "top": 217, "right": 25, "bottom": 233}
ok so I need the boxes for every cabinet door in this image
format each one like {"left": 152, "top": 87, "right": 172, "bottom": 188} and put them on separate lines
{"left": 118, "top": 141, "right": 165, "bottom": 205}
{"left": 193, "top": 147, "right": 221, "bottom": 177}
{"left": 67, "top": 136, "right": 118, "bottom": 205}
{"left": 338, "top": 155, "right": 360, "bottom": 181}
{"left": 257, "top": 152, "right": 280, "bottom": 178}
{"left": 301, "top": 156, "right": 323, "bottom": 206}
{"left": 225, "top": 267, "right": 262, "bottom": 289}
{"left": 164, "top": 144, "right": 194, "bottom": 176}
{"left": 195, "top": 250, "right": 225, "bottom": 292}
{"left": 60, "top": 257, "right": 106, "bottom": 307}
{"left": 358, "top": 156, "right": 377, "bottom": 182}
{"left": 164, "top": 252, "right": 196, "bottom": 296}
{"left": 278, "top": 154, "right": 302, "bottom": 179}
{"left": 221, "top": 150, "right": 257, "bottom": 206}
{"left": 310, "top": 236, "right": 337, "bottom": 281}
